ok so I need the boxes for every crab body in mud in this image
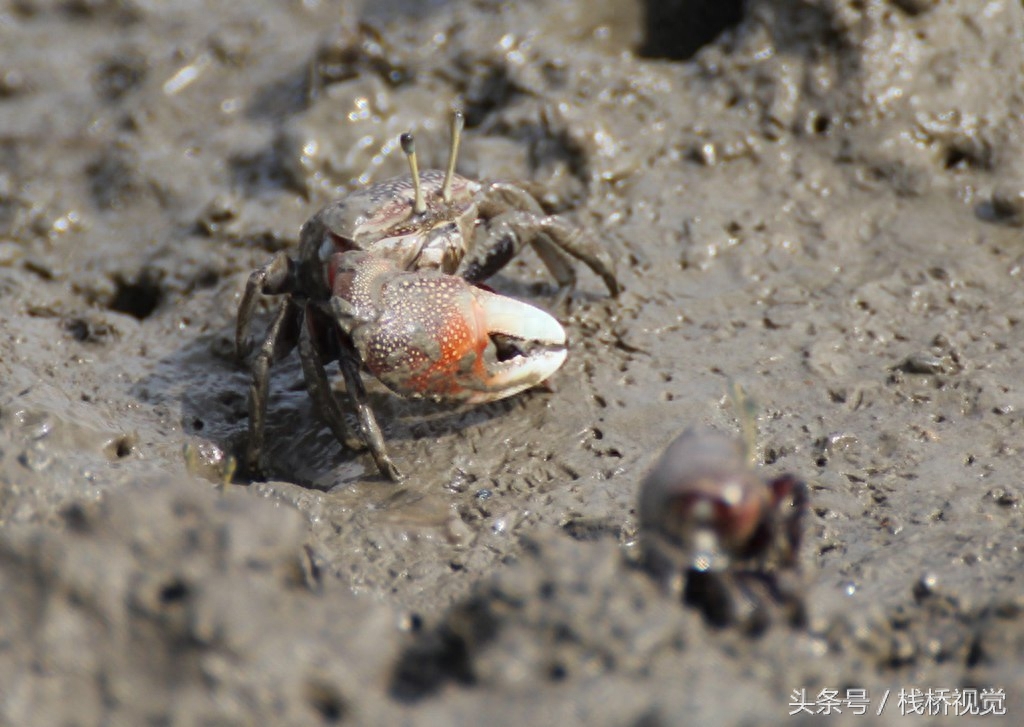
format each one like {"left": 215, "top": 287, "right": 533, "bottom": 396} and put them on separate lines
{"left": 236, "top": 112, "right": 619, "bottom": 481}
{"left": 638, "top": 430, "right": 807, "bottom": 633}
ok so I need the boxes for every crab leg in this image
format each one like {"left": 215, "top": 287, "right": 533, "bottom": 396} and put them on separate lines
{"left": 332, "top": 326, "right": 404, "bottom": 482}
{"left": 244, "top": 297, "right": 302, "bottom": 477}
{"left": 463, "top": 181, "right": 620, "bottom": 300}
{"left": 298, "top": 308, "right": 366, "bottom": 454}
{"left": 766, "top": 474, "right": 808, "bottom": 568}
{"left": 236, "top": 252, "right": 296, "bottom": 359}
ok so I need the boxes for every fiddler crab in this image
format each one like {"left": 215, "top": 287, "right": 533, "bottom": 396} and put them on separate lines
{"left": 236, "top": 111, "right": 619, "bottom": 481}
{"left": 638, "top": 429, "right": 808, "bottom": 633}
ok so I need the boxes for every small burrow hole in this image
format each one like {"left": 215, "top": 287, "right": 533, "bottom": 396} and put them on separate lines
{"left": 66, "top": 318, "right": 90, "bottom": 341}
{"left": 639, "top": 0, "right": 745, "bottom": 60}
{"left": 159, "top": 579, "right": 190, "bottom": 604}
{"left": 305, "top": 680, "right": 348, "bottom": 723}
{"left": 104, "top": 434, "right": 136, "bottom": 460}
{"left": 944, "top": 148, "right": 969, "bottom": 170}
{"left": 108, "top": 273, "right": 163, "bottom": 320}
{"left": 61, "top": 503, "right": 94, "bottom": 533}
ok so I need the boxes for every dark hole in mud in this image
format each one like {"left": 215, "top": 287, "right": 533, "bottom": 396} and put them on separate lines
{"left": 305, "top": 680, "right": 348, "bottom": 723}
{"left": 23, "top": 258, "right": 55, "bottom": 280}
{"left": 192, "top": 268, "right": 220, "bottom": 290}
{"left": 639, "top": 0, "right": 745, "bottom": 61}
{"left": 93, "top": 50, "right": 148, "bottom": 102}
{"left": 461, "top": 65, "right": 517, "bottom": 129}
{"left": 65, "top": 318, "right": 90, "bottom": 342}
{"left": 942, "top": 141, "right": 992, "bottom": 172}
{"left": 389, "top": 632, "right": 474, "bottom": 702}
{"left": 547, "top": 662, "right": 568, "bottom": 681}
{"left": 159, "top": 579, "right": 190, "bottom": 604}
{"left": 61, "top": 503, "right": 94, "bottom": 533}
{"left": 389, "top": 597, "right": 500, "bottom": 702}
{"left": 62, "top": 0, "right": 141, "bottom": 23}
{"left": 965, "top": 635, "right": 986, "bottom": 668}
{"left": 108, "top": 435, "right": 134, "bottom": 459}
{"left": 891, "top": 0, "right": 935, "bottom": 16}
{"left": 66, "top": 316, "right": 118, "bottom": 344}
{"left": 944, "top": 148, "right": 969, "bottom": 170}
{"left": 108, "top": 273, "right": 163, "bottom": 320}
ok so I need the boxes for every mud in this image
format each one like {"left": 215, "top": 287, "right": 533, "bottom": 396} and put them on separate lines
{"left": 1, "top": 0, "right": 1023, "bottom": 724}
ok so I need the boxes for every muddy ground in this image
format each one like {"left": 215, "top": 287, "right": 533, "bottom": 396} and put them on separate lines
{"left": 1, "top": 0, "right": 1023, "bottom": 724}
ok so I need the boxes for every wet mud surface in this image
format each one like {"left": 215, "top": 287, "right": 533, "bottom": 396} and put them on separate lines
{"left": 1, "top": 0, "right": 1023, "bottom": 723}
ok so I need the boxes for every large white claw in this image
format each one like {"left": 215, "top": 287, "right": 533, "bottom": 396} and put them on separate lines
{"left": 465, "top": 286, "right": 568, "bottom": 404}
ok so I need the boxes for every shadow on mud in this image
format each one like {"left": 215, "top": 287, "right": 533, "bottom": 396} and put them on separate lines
{"left": 131, "top": 316, "right": 548, "bottom": 489}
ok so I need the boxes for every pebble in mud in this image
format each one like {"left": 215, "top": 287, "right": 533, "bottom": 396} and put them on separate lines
{"left": 637, "top": 429, "right": 808, "bottom": 634}
{"left": 989, "top": 180, "right": 1024, "bottom": 226}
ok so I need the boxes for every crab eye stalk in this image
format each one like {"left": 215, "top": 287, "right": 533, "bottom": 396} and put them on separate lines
{"left": 400, "top": 132, "right": 427, "bottom": 215}
{"left": 442, "top": 110, "right": 464, "bottom": 204}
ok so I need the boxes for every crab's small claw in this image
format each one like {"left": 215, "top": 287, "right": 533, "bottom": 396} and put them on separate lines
{"left": 339, "top": 262, "right": 567, "bottom": 404}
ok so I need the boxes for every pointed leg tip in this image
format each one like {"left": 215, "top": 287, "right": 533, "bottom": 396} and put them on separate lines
{"left": 381, "top": 460, "right": 404, "bottom": 482}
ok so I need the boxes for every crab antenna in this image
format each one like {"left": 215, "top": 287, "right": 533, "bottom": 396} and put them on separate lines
{"left": 727, "top": 380, "right": 759, "bottom": 468}
{"left": 400, "top": 132, "right": 427, "bottom": 215}
{"left": 441, "top": 110, "right": 465, "bottom": 203}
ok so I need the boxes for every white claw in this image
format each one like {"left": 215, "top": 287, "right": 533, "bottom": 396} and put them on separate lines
{"left": 465, "top": 288, "right": 568, "bottom": 404}
{"left": 472, "top": 287, "right": 566, "bottom": 346}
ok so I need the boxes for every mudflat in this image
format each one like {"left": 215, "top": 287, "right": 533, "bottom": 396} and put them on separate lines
{"left": 1, "top": 1, "right": 1021, "bottom": 723}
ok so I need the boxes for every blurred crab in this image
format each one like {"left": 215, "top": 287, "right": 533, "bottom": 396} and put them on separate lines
{"left": 638, "top": 429, "right": 808, "bottom": 633}
{"left": 236, "top": 111, "right": 619, "bottom": 481}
